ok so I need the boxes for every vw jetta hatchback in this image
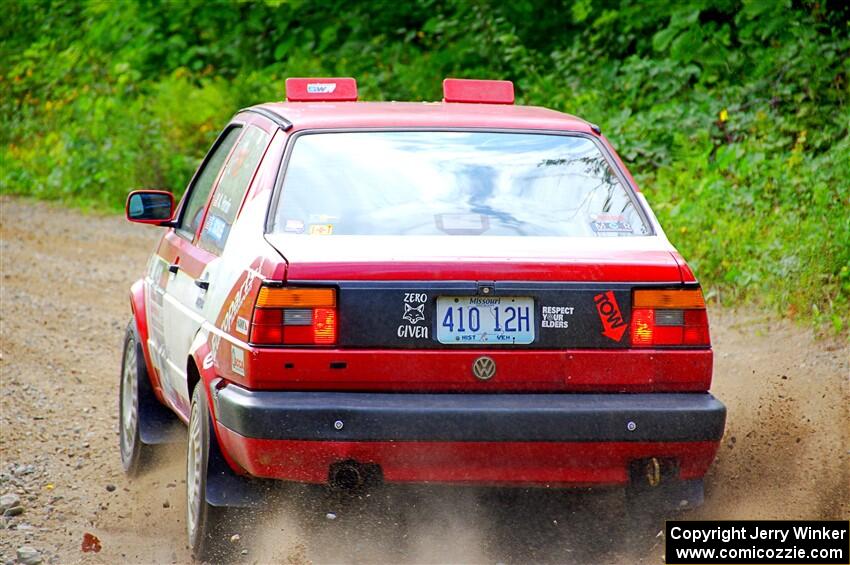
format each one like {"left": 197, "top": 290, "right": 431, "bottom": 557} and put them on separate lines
{"left": 121, "top": 77, "right": 725, "bottom": 558}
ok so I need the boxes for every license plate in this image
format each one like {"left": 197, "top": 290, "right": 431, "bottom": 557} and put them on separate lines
{"left": 436, "top": 296, "right": 535, "bottom": 344}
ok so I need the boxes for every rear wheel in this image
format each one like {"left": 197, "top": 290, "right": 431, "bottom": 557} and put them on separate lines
{"left": 119, "top": 324, "right": 149, "bottom": 475}
{"left": 187, "top": 384, "right": 225, "bottom": 561}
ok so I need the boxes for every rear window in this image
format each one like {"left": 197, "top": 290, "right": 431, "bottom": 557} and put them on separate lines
{"left": 272, "top": 131, "right": 650, "bottom": 237}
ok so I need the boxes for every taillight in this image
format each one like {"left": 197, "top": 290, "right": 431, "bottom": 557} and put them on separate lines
{"left": 630, "top": 289, "right": 709, "bottom": 347}
{"left": 250, "top": 287, "right": 337, "bottom": 346}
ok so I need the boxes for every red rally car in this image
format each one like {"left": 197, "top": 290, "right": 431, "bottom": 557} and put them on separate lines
{"left": 121, "top": 77, "right": 725, "bottom": 557}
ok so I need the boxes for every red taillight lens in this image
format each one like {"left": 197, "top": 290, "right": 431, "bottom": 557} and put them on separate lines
{"left": 251, "top": 324, "right": 284, "bottom": 344}
{"left": 282, "top": 324, "right": 314, "bottom": 344}
{"left": 252, "top": 308, "right": 283, "bottom": 325}
{"left": 250, "top": 287, "right": 337, "bottom": 346}
{"left": 683, "top": 309, "right": 709, "bottom": 345}
{"left": 630, "top": 289, "right": 709, "bottom": 347}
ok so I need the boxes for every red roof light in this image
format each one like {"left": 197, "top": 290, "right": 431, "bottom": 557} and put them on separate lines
{"left": 443, "top": 78, "right": 515, "bottom": 105}
{"left": 285, "top": 77, "right": 358, "bottom": 102}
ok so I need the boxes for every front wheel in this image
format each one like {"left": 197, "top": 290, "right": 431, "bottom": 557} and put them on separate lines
{"left": 187, "top": 384, "right": 225, "bottom": 561}
{"left": 119, "top": 324, "right": 149, "bottom": 475}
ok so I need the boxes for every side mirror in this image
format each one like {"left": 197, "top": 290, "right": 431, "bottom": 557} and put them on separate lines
{"left": 126, "top": 190, "right": 175, "bottom": 225}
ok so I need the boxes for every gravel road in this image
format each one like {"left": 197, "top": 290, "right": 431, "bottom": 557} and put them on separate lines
{"left": 1, "top": 196, "right": 848, "bottom": 564}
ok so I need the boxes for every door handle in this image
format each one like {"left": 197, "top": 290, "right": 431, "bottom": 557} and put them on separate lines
{"left": 168, "top": 263, "right": 179, "bottom": 275}
{"left": 194, "top": 280, "right": 209, "bottom": 290}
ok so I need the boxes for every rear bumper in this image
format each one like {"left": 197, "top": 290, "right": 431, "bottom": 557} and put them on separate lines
{"left": 212, "top": 386, "right": 725, "bottom": 486}
{"left": 213, "top": 387, "right": 725, "bottom": 443}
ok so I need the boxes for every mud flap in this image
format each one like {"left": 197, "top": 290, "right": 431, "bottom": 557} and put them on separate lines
{"left": 204, "top": 414, "right": 273, "bottom": 508}
{"left": 203, "top": 377, "right": 270, "bottom": 508}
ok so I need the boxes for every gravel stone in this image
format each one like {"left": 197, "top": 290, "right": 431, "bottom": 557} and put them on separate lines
{"left": 0, "top": 493, "right": 21, "bottom": 512}
{"left": 13, "top": 465, "right": 35, "bottom": 476}
{"left": 16, "top": 546, "right": 42, "bottom": 565}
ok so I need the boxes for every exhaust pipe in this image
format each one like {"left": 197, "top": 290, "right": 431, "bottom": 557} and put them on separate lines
{"left": 329, "top": 461, "right": 364, "bottom": 490}
{"left": 645, "top": 457, "right": 661, "bottom": 487}
{"left": 629, "top": 457, "right": 669, "bottom": 488}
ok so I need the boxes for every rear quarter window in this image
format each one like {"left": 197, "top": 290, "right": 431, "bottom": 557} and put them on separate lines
{"left": 198, "top": 126, "right": 270, "bottom": 255}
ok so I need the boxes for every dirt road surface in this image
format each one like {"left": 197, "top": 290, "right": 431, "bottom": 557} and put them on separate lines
{"left": 1, "top": 196, "right": 848, "bottom": 564}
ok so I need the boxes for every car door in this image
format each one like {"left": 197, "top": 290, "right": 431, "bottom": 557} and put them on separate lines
{"left": 151, "top": 125, "right": 242, "bottom": 416}
{"left": 160, "top": 123, "right": 272, "bottom": 417}
{"left": 146, "top": 126, "right": 242, "bottom": 409}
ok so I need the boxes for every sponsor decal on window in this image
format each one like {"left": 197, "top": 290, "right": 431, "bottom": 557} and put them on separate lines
{"left": 308, "top": 223, "right": 333, "bottom": 235}
{"left": 590, "top": 213, "right": 633, "bottom": 234}
{"left": 284, "top": 219, "right": 305, "bottom": 233}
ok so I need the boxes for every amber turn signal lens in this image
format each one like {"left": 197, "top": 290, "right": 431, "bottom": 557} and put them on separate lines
{"left": 633, "top": 289, "right": 705, "bottom": 309}
{"left": 256, "top": 287, "right": 336, "bottom": 308}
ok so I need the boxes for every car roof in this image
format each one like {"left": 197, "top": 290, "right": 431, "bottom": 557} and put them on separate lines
{"left": 249, "top": 101, "right": 596, "bottom": 133}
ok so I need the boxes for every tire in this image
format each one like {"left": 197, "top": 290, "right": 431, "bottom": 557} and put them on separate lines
{"left": 119, "top": 323, "right": 149, "bottom": 476}
{"left": 187, "top": 384, "right": 225, "bottom": 562}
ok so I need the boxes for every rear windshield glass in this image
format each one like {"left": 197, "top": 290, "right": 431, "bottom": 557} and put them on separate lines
{"left": 272, "top": 131, "right": 649, "bottom": 237}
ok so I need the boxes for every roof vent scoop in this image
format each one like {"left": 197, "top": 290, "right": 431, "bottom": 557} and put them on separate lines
{"left": 285, "top": 77, "right": 358, "bottom": 102}
{"left": 442, "top": 78, "right": 514, "bottom": 105}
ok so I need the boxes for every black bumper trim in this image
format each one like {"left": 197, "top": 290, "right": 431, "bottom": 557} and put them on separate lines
{"left": 213, "top": 386, "right": 726, "bottom": 443}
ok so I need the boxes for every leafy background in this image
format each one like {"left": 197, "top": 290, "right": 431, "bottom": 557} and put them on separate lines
{"left": 1, "top": 0, "right": 848, "bottom": 332}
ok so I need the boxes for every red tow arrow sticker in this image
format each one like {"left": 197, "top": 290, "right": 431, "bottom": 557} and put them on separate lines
{"left": 594, "top": 291, "right": 628, "bottom": 342}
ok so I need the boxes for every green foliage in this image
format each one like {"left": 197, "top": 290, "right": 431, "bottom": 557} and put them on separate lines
{"left": 1, "top": 0, "right": 848, "bottom": 330}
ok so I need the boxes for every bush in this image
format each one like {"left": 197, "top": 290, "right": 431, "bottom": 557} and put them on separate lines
{"left": 1, "top": 0, "right": 848, "bottom": 331}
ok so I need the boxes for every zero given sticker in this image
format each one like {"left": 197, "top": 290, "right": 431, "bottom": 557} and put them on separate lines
{"left": 397, "top": 292, "right": 429, "bottom": 339}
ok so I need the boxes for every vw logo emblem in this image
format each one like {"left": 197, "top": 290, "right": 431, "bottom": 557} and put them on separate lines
{"left": 472, "top": 356, "right": 496, "bottom": 381}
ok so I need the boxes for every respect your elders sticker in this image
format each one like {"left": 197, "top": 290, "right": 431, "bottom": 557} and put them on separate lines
{"left": 541, "top": 305, "right": 574, "bottom": 328}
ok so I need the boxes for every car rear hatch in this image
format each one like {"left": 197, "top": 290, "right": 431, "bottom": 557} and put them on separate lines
{"left": 253, "top": 234, "right": 712, "bottom": 393}
{"left": 265, "top": 234, "right": 686, "bottom": 350}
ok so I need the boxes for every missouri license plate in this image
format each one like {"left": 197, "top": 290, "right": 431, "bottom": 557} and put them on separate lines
{"left": 436, "top": 296, "right": 534, "bottom": 344}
